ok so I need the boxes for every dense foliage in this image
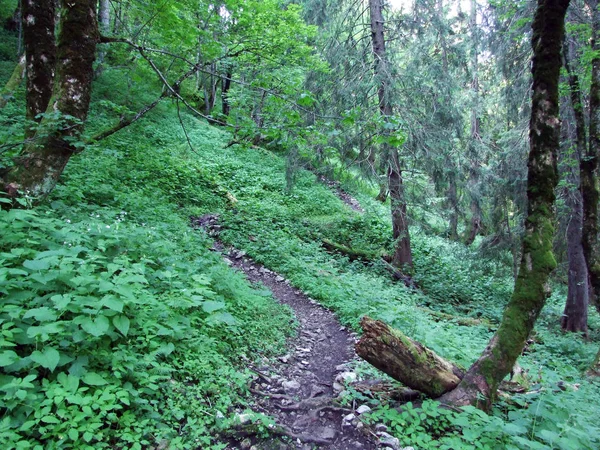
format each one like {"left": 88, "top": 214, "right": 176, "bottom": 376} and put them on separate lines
{"left": 1, "top": 0, "right": 600, "bottom": 448}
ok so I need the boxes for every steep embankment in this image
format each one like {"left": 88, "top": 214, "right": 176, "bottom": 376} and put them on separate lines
{"left": 2, "top": 65, "right": 600, "bottom": 447}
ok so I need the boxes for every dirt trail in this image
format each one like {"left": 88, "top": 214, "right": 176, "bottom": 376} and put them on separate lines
{"left": 191, "top": 177, "right": 389, "bottom": 449}
{"left": 219, "top": 245, "right": 378, "bottom": 449}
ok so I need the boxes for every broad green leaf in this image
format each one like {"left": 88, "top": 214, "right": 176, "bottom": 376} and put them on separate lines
{"left": 101, "top": 295, "right": 124, "bottom": 312}
{"left": 82, "top": 372, "right": 108, "bottom": 386}
{"left": 23, "top": 307, "right": 57, "bottom": 322}
{"left": 202, "top": 300, "right": 225, "bottom": 313}
{"left": 113, "top": 315, "right": 130, "bottom": 336}
{"left": 23, "top": 259, "right": 50, "bottom": 271}
{"left": 0, "top": 350, "right": 19, "bottom": 367}
{"left": 207, "top": 312, "right": 237, "bottom": 326}
{"left": 68, "top": 429, "right": 79, "bottom": 441}
{"left": 81, "top": 315, "right": 110, "bottom": 337}
{"left": 30, "top": 347, "right": 60, "bottom": 372}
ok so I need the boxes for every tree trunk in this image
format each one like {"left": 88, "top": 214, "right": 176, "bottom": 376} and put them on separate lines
{"left": 3, "top": 0, "right": 99, "bottom": 201}
{"left": 22, "top": 0, "right": 57, "bottom": 138}
{"left": 464, "top": 0, "right": 481, "bottom": 246}
{"left": 369, "top": 0, "right": 412, "bottom": 269}
{"left": 447, "top": 175, "right": 459, "bottom": 240}
{"left": 562, "top": 193, "right": 589, "bottom": 333}
{"left": 561, "top": 34, "right": 589, "bottom": 334}
{"left": 95, "top": 0, "right": 110, "bottom": 75}
{"left": 581, "top": 0, "right": 600, "bottom": 313}
{"left": 0, "top": 54, "right": 26, "bottom": 109}
{"left": 221, "top": 66, "right": 233, "bottom": 118}
{"left": 389, "top": 149, "right": 413, "bottom": 268}
{"left": 439, "top": 0, "right": 569, "bottom": 410}
{"left": 355, "top": 317, "right": 464, "bottom": 398}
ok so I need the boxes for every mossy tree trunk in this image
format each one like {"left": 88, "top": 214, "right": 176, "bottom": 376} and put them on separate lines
{"left": 438, "top": 0, "right": 569, "bottom": 410}
{"left": 22, "top": 0, "right": 57, "bottom": 138}
{"left": 2, "top": 0, "right": 99, "bottom": 201}
{"left": 369, "top": 0, "right": 413, "bottom": 269}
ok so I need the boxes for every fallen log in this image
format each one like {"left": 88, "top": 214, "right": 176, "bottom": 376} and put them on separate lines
{"left": 355, "top": 317, "right": 465, "bottom": 398}
{"left": 321, "top": 238, "right": 379, "bottom": 261}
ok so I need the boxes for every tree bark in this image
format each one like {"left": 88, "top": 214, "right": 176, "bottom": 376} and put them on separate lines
{"left": 562, "top": 192, "right": 589, "bottom": 333}
{"left": 464, "top": 0, "right": 482, "bottom": 246}
{"left": 22, "top": 0, "right": 57, "bottom": 138}
{"left": 561, "top": 34, "right": 589, "bottom": 334}
{"left": 369, "top": 0, "right": 413, "bottom": 269}
{"left": 439, "top": 0, "right": 569, "bottom": 410}
{"left": 355, "top": 317, "right": 465, "bottom": 398}
{"left": 221, "top": 66, "right": 233, "bottom": 118}
{"left": 3, "top": 0, "right": 99, "bottom": 201}
{"left": 95, "top": 0, "right": 110, "bottom": 75}
{"left": 581, "top": 0, "right": 600, "bottom": 312}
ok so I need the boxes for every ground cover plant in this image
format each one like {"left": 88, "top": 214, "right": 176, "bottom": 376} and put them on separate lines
{"left": 2, "top": 0, "right": 600, "bottom": 448}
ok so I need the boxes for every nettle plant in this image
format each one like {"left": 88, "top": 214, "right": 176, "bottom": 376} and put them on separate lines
{"left": 0, "top": 201, "right": 276, "bottom": 448}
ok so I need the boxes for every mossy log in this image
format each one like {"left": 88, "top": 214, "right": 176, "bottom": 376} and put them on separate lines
{"left": 321, "top": 238, "right": 378, "bottom": 261}
{"left": 417, "top": 307, "right": 494, "bottom": 330}
{"left": 355, "top": 317, "right": 464, "bottom": 398}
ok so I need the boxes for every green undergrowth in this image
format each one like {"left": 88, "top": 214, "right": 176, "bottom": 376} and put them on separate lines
{"left": 2, "top": 64, "right": 600, "bottom": 447}
{"left": 0, "top": 78, "right": 293, "bottom": 447}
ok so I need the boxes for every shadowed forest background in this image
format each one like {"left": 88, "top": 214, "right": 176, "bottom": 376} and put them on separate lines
{"left": 1, "top": 0, "right": 600, "bottom": 448}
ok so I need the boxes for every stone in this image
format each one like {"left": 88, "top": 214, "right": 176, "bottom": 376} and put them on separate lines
{"left": 332, "top": 382, "right": 344, "bottom": 392}
{"left": 402, "top": 447, "right": 416, "bottom": 450}
{"left": 234, "top": 413, "right": 254, "bottom": 425}
{"left": 335, "top": 371, "right": 357, "bottom": 384}
{"left": 374, "top": 423, "right": 388, "bottom": 433}
{"left": 275, "top": 276, "right": 285, "bottom": 282}
{"left": 240, "top": 438, "right": 252, "bottom": 449}
{"left": 282, "top": 379, "right": 301, "bottom": 394}
{"left": 356, "top": 405, "right": 371, "bottom": 415}
{"left": 315, "top": 426, "right": 337, "bottom": 441}
{"left": 378, "top": 432, "right": 401, "bottom": 450}
{"left": 342, "top": 413, "right": 356, "bottom": 427}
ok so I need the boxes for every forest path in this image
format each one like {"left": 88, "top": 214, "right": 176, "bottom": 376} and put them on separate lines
{"left": 217, "top": 243, "right": 378, "bottom": 449}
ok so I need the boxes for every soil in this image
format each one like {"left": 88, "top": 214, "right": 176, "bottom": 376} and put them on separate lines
{"left": 221, "top": 246, "right": 378, "bottom": 450}
{"left": 316, "top": 176, "right": 364, "bottom": 213}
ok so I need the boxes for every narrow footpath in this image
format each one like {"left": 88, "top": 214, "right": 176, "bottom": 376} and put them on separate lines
{"left": 220, "top": 244, "right": 378, "bottom": 449}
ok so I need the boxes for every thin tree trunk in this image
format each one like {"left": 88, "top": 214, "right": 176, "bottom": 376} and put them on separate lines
{"left": 221, "top": 66, "right": 233, "bottom": 118}
{"left": 22, "top": 0, "right": 57, "bottom": 138}
{"left": 447, "top": 175, "right": 459, "bottom": 240}
{"left": 464, "top": 0, "right": 481, "bottom": 246}
{"left": 0, "top": 54, "right": 26, "bottom": 109}
{"left": 95, "top": 0, "right": 110, "bottom": 75}
{"left": 562, "top": 192, "right": 589, "bottom": 333}
{"left": 581, "top": 0, "right": 600, "bottom": 313}
{"left": 369, "top": 0, "right": 412, "bottom": 269}
{"left": 440, "top": 0, "right": 569, "bottom": 410}
{"left": 561, "top": 35, "right": 589, "bottom": 334}
{"left": 3, "top": 0, "right": 99, "bottom": 201}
